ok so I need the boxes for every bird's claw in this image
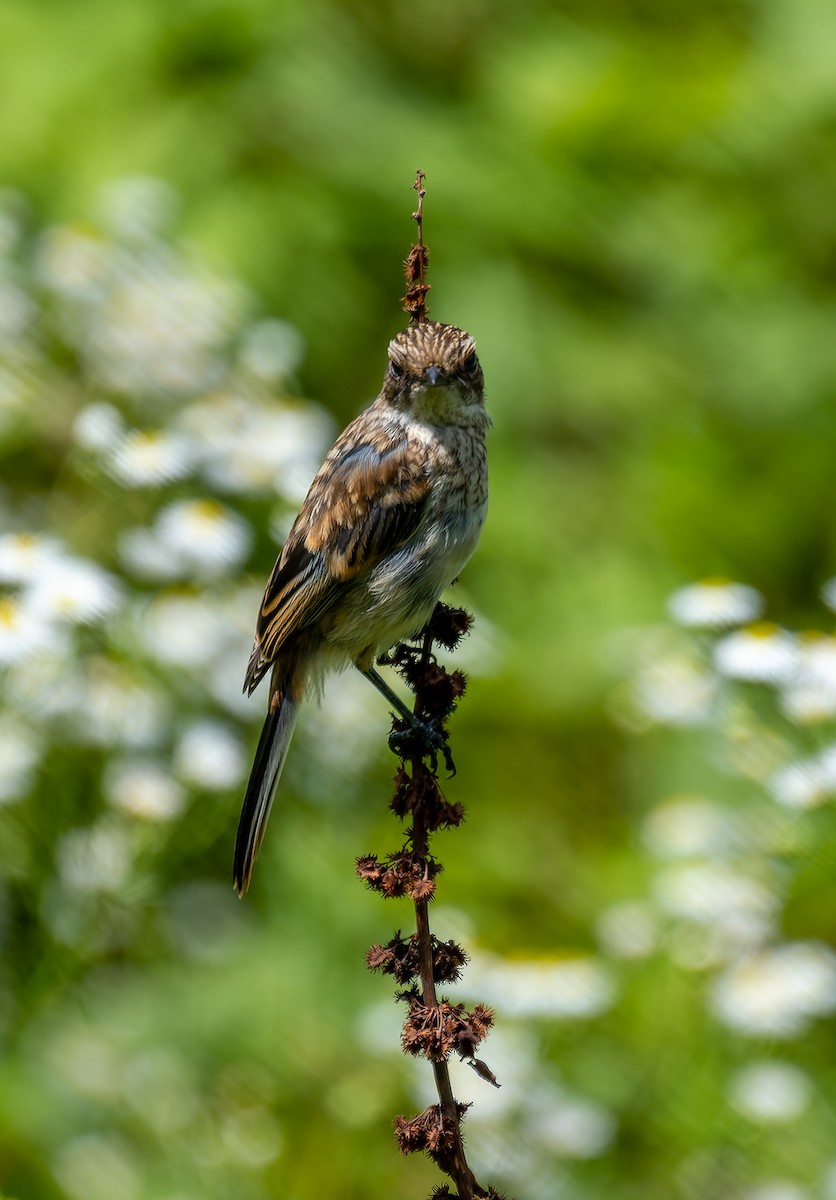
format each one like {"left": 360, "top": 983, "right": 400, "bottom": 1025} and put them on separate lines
{"left": 388, "top": 716, "right": 456, "bottom": 777}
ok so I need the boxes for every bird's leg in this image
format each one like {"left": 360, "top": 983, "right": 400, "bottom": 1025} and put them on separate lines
{"left": 359, "top": 666, "right": 455, "bottom": 774}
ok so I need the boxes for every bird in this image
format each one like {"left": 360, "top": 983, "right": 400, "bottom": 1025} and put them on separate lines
{"left": 235, "top": 319, "right": 489, "bottom": 894}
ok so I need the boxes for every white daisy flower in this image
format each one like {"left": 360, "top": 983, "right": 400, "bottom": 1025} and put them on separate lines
{"left": 667, "top": 578, "right": 763, "bottom": 629}
{"left": 0, "top": 531, "right": 62, "bottom": 583}
{"left": 107, "top": 428, "right": 195, "bottom": 487}
{"left": 156, "top": 499, "right": 252, "bottom": 577}
{"left": 728, "top": 1061, "right": 812, "bottom": 1125}
{"left": 654, "top": 862, "right": 777, "bottom": 925}
{"left": 179, "top": 393, "right": 330, "bottom": 500}
{"left": 633, "top": 653, "right": 717, "bottom": 725}
{"left": 173, "top": 721, "right": 246, "bottom": 791}
{"left": 817, "top": 743, "right": 836, "bottom": 789}
{"left": 780, "top": 634, "right": 836, "bottom": 723}
{"left": 103, "top": 759, "right": 184, "bottom": 821}
{"left": 467, "top": 954, "right": 615, "bottom": 1020}
{"left": 714, "top": 623, "right": 798, "bottom": 684}
{"left": 710, "top": 941, "right": 836, "bottom": 1037}
{"left": 767, "top": 759, "right": 829, "bottom": 809}
{"left": 0, "top": 594, "right": 61, "bottom": 664}
{"left": 27, "top": 556, "right": 122, "bottom": 624}
{"left": 779, "top": 680, "right": 836, "bottom": 724}
{"left": 89, "top": 266, "right": 241, "bottom": 397}
{"left": 642, "top": 795, "right": 742, "bottom": 858}
{"left": 72, "top": 402, "right": 124, "bottom": 451}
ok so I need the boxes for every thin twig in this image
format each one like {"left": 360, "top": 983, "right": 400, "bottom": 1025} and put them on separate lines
{"left": 403, "top": 169, "right": 431, "bottom": 324}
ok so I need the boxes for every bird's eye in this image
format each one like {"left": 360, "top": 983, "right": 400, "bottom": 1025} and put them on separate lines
{"left": 462, "top": 351, "right": 479, "bottom": 374}
{"left": 389, "top": 360, "right": 404, "bottom": 378}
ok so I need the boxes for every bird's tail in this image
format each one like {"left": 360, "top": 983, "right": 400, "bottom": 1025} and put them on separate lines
{"left": 234, "top": 658, "right": 302, "bottom": 895}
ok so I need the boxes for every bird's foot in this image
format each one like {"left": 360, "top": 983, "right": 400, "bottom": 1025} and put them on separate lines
{"left": 388, "top": 716, "right": 456, "bottom": 777}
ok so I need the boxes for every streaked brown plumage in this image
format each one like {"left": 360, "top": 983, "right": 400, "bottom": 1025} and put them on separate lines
{"left": 235, "top": 321, "right": 489, "bottom": 894}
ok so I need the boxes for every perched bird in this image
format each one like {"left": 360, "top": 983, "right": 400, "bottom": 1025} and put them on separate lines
{"left": 235, "top": 320, "right": 489, "bottom": 894}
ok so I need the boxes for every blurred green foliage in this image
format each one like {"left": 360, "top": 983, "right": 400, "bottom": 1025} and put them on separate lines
{"left": 2, "top": 0, "right": 836, "bottom": 1198}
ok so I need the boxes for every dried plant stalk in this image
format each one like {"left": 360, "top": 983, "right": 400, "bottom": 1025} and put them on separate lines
{"left": 357, "top": 605, "right": 506, "bottom": 1200}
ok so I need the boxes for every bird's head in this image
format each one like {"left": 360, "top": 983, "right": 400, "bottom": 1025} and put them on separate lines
{"left": 383, "top": 321, "right": 485, "bottom": 424}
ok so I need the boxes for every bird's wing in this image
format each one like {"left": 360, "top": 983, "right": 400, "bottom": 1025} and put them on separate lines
{"left": 244, "top": 428, "right": 429, "bottom": 693}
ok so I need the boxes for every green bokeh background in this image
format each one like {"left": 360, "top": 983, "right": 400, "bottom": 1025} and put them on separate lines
{"left": 2, "top": 1, "right": 836, "bottom": 1197}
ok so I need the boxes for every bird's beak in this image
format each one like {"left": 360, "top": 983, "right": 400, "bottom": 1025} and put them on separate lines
{"left": 424, "top": 365, "right": 442, "bottom": 386}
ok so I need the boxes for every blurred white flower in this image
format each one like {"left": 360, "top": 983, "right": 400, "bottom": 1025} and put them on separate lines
{"left": 207, "top": 647, "right": 263, "bottom": 720}
{"left": 57, "top": 825, "right": 132, "bottom": 893}
{"left": 767, "top": 759, "right": 829, "bottom": 809}
{"left": 468, "top": 954, "right": 615, "bottom": 1019}
{"left": 156, "top": 499, "right": 252, "bottom": 577}
{"left": 0, "top": 531, "right": 61, "bottom": 583}
{"left": 139, "top": 592, "right": 229, "bottom": 669}
{"left": 0, "top": 594, "right": 62, "bottom": 663}
{"left": 667, "top": 578, "right": 763, "bottom": 629}
{"left": 654, "top": 862, "right": 777, "bottom": 925}
{"left": 239, "top": 318, "right": 305, "bottom": 382}
{"left": 79, "top": 659, "right": 169, "bottom": 748}
{"left": 73, "top": 402, "right": 125, "bottom": 451}
{"left": 745, "top": 1184, "right": 809, "bottom": 1200}
{"left": 98, "top": 176, "right": 178, "bottom": 242}
{"left": 714, "top": 623, "right": 798, "bottom": 684}
{"left": 0, "top": 277, "right": 36, "bottom": 344}
{"left": 173, "top": 721, "right": 246, "bottom": 791}
{"left": 529, "top": 1094, "right": 616, "bottom": 1159}
{"left": 88, "top": 258, "right": 242, "bottom": 397}
{"left": 53, "top": 1132, "right": 141, "bottom": 1200}
{"left": 817, "top": 743, "right": 836, "bottom": 788}
{"left": 27, "top": 556, "right": 122, "bottom": 624}
{"left": 0, "top": 714, "right": 42, "bottom": 804}
{"left": 822, "top": 577, "right": 836, "bottom": 613}
{"left": 728, "top": 1061, "right": 812, "bottom": 1124}
{"left": 595, "top": 900, "right": 658, "bottom": 960}
{"left": 104, "top": 759, "right": 185, "bottom": 821}
{"left": 37, "top": 225, "right": 110, "bottom": 297}
{"left": 48, "top": 1028, "right": 123, "bottom": 1099}
{"left": 642, "top": 795, "right": 742, "bottom": 858}
{"left": 108, "top": 428, "right": 195, "bottom": 487}
{"left": 178, "top": 392, "right": 330, "bottom": 500}
{"left": 779, "top": 634, "right": 836, "bottom": 722}
{"left": 118, "top": 527, "right": 181, "bottom": 582}
{"left": 5, "top": 647, "right": 83, "bottom": 722}
{"left": 711, "top": 942, "right": 836, "bottom": 1037}
{"left": 633, "top": 654, "right": 717, "bottom": 725}
{"left": 301, "top": 670, "right": 381, "bottom": 775}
